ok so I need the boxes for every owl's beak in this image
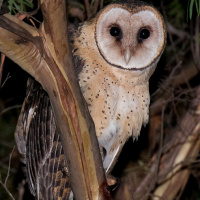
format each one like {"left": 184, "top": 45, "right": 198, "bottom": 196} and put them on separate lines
{"left": 124, "top": 49, "right": 132, "bottom": 65}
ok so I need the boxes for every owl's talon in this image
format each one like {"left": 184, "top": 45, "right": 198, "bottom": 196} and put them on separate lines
{"left": 106, "top": 174, "right": 120, "bottom": 191}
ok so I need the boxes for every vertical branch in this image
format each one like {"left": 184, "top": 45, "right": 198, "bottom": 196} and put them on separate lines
{"left": 0, "top": 0, "right": 5, "bottom": 84}
{"left": 100, "top": 0, "right": 104, "bottom": 10}
{"left": 0, "top": 53, "right": 4, "bottom": 85}
{"left": 84, "top": 0, "right": 92, "bottom": 18}
{"left": 39, "top": 0, "right": 109, "bottom": 199}
{"left": 194, "top": 16, "right": 200, "bottom": 69}
{"left": 92, "top": 0, "right": 100, "bottom": 15}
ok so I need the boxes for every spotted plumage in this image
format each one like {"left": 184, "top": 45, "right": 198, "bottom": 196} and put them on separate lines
{"left": 15, "top": 1, "right": 166, "bottom": 199}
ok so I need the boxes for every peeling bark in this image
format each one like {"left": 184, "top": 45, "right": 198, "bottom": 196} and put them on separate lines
{"left": 0, "top": 1, "right": 110, "bottom": 199}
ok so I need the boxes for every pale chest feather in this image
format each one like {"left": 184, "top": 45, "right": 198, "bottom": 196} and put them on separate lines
{"left": 78, "top": 61, "right": 150, "bottom": 151}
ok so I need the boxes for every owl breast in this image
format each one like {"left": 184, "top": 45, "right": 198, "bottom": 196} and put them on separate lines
{"left": 78, "top": 61, "right": 150, "bottom": 149}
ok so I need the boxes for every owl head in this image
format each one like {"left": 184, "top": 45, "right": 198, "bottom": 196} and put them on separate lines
{"left": 95, "top": 1, "right": 166, "bottom": 71}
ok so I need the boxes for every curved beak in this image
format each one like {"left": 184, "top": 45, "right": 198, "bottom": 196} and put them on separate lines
{"left": 124, "top": 49, "right": 132, "bottom": 65}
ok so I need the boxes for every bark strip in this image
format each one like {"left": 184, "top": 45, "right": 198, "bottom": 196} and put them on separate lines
{"left": 0, "top": 1, "right": 110, "bottom": 199}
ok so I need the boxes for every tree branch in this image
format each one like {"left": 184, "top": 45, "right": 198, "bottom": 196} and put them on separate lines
{"left": 0, "top": 0, "right": 110, "bottom": 199}
{"left": 84, "top": 0, "right": 91, "bottom": 18}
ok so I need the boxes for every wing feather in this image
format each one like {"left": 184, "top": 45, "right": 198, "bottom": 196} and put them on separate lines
{"left": 15, "top": 78, "right": 71, "bottom": 199}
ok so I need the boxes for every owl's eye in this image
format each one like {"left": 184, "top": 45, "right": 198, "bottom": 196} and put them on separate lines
{"left": 138, "top": 28, "right": 150, "bottom": 43}
{"left": 110, "top": 27, "right": 122, "bottom": 38}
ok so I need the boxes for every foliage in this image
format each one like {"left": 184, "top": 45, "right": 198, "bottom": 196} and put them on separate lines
{"left": 3, "top": 0, "right": 33, "bottom": 14}
{"left": 188, "top": 0, "right": 200, "bottom": 19}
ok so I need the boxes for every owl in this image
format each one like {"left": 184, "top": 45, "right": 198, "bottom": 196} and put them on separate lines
{"left": 15, "top": 1, "right": 166, "bottom": 199}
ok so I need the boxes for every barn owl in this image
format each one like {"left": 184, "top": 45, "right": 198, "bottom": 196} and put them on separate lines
{"left": 15, "top": 1, "right": 166, "bottom": 199}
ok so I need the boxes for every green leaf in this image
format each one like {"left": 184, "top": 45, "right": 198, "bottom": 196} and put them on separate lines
{"left": 190, "top": 0, "right": 194, "bottom": 19}
{"left": 195, "top": 0, "right": 199, "bottom": 15}
{"left": 4, "top": 0, "right": 34, "bottom": 14}
{"left": 23, "top": 1, "right": 34, "bottom": 9}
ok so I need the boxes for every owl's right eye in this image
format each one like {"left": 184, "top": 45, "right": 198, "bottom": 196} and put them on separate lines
{"left": 110, "top": 27, "right": 122, "bottom": 38}
{"left": 137, "top": 28, "right": 150, "bottom": 43}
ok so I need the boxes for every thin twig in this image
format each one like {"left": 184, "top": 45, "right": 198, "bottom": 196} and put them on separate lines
{"left": 0, "top": 141, "right": 15, "bottom": 148}
{"left": 166, "top": 22, "right": 189, "bottom": 40}
{"left": 26, "top": 0, "right": 40, "bottom": 18}
{"left": 1, "top": 73, "right": 11, "bottom": 88}
{"left": 0, "top": 163, "right": 17, "bottom": 174}
{"left": 0, "top": 105, "right": 22, "bottom": 115}
{"left": 0, "top": 146, "right": 16, "bottom": 200}
{"left": 151, "top": 60, "right": 182, "bottom": 100}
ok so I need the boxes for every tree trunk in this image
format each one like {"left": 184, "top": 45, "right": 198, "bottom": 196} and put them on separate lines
{"left": 0, "top": 1, "right": 110, "bottom": 199}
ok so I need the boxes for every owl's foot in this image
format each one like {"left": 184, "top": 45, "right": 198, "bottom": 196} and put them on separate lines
{"left": 106, "top": 174, "right": 120, "bottom": 191}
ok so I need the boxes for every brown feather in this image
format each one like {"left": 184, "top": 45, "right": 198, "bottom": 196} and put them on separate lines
{"left": 15, "top": 78, "right": 71, "bottom": 199}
